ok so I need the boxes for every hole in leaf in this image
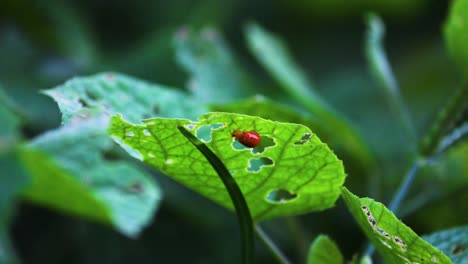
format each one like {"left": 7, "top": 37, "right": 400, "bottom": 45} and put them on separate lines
{"left": 78, "top": 98, "right": 89, "bottom": 107}
{"left": 451, "top": 244, "right": 465, "bottom": 256}
{"left": 185, "top": 124, "right": 196, "bottom": 130}
{"left": 125, "top": 131, "right": 135, "bottom": 137}
{"left": 294, "top": 132, "right": 312, "bottom": 145}
{"left": 143, "top": 129, "right": 151, "bottom": 136}
{"left": 266, "top": 189, "right": 297, "bottom": 204}
{"left": 253, "top": 136, "right": 275, "bottom": 154}
{"left": 247, "top": 157, "right": 273, "bottom": 172}
{"left": 232, "top": 135, "right": 275, "bottom": 153}
{"left": 196, "top": 123, "right": 224, "bottom": 142}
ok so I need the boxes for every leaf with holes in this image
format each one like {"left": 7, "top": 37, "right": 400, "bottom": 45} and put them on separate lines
{"left": 174, "top": 27, "right": 256, "bottom": 103}
{"left": 341, "top": 187, "right": 452, "bottom": 264}
{"left": 445, "top": 0, "right": 468, "bottom": 75}
{"left": 211, "top": 96, "right": 371, "bottom": 173}
{"left": 245, "top": 23, "right": 374, "bottom": 170}
{"left": 307, "top": 235, "right": 343, "bottom": 264}
{"left": 422, "top": 226, "right": 468, "bottom": 264}
{"left": 23, "top": 117, "right": 161, "bottom": 237}
{"left": 43, "top": 72, "right": 207, "bottom": 123}
{"left": 110, "top": 112, "right": 346, "bottom": 221}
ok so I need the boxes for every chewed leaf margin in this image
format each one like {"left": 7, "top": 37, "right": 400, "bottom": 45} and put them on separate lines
{"left": 341, "top": 187, "right": 451, "bottom": 264}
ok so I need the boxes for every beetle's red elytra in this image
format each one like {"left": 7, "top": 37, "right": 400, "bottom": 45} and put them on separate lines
{"left": 232, "top": 130, "right": 261, "bottom": 148}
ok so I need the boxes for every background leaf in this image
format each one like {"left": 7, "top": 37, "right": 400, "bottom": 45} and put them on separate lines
{"left": 445, "top": 0, "right": 468, "bottom": 75}
{"left": 422, "top": 226, "right": 468, "bottom": 264}
{"left": 43, "top": 72, "right": 207, "bottom": 123}
{"left": 174, "top": 27, "right": 257, "bottom": 103}
{"left": 22, "top": 117, "right": 161, "bottom": 237}
{"left": 307, "top": 235, "right": 343, "bottom": 264}
{"left": 245, "top": 23, "right": 374, "bottom": 170}
{"left": 341, "top": 187, "right": 451, "bottom": 263}
{"left": 0, "top": 90, "right": 28, "bottom": 264}
{"left": 109, "top": 112, "right": 346, "bottom": 221}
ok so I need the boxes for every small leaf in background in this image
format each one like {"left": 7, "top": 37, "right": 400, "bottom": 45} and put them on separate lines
{"left": 43, "top": 72, "right": 208, "bottom": 123}
{"left": 422, "top": 226, "right": 468, "bottom": 264}
{"left": 0, "top": 90, "right": 27, "bottom": 264}
{"left": 245, "top": 23, "right": 374, "bottom": 170}
{"left": 445, "top": 0, "right": 468, "bottom": 75}
{"left": 245, "top": 23, "right": 326, "bottom": 112}
{"left": 0, "top": 88, "right": 21, "bottom": 147}
{"left": 110, "top": 112, "right": 346, "bottom": 221}
{"left": 0, "top": 150, "right": 30, "bottom": 264}
{"left": 23, "top": 117, "right": 161, "bottom": 237}
{"left": 341, "top": 187, "right": 451, "bottom": 264}
{"left": 174, "top": 26, "right": 257, "bottom": 103}
{"left": 365, "top": 13, "right": 416, "bottom": 145}
{"left": 307, "top": 235, "right": 343, "bottom": 264}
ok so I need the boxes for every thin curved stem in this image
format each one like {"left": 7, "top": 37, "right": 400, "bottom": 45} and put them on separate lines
{"left": 255, "top": 225, "right": 292, "bottom": 264}
{"left": 178, "top": 126, "right": 255, "bottom": 264}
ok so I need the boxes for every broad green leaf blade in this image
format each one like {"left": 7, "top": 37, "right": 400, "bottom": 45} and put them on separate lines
{"left": 307, "top": 235, "right": 343, "bottom": 264}
{"left": 110, "top": 112, "right": 346, "bottom": 221}
{"left": 422, "top": 226, "right": 468, "bottom": 264}
{"left": 174, "top": 27, "right": 256, "bottom": 103}
{"left": 445, "top": 0, "right": 468, "bottom": 75}
{"left": 341, "top": 187, "right": 452, "bottom": 264}
{"left": 211, "top": 97, "right": 370, "bottom": 172}
{"left": 43, "top": 72, "right": 207, "bottom": 123}
{"left": 245, "top": 24, "right": 374, "bottom": 169}
{"left": 24, "top": 117, "right": 161, "bottom": 237}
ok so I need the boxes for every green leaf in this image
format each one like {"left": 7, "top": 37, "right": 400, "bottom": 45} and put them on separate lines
{"left": 0, "top": 149, "right": 30, "bottom": 264}
{"left": 178, "top": 125, "right": 255, "bottom": 264}
{"left": 245, "top": 23, "right": 374, "bottom": 169}
{"left": 211, "top": 97, "right": 370, "bottom": 172}
{"left": 422, "top": 226, "right": 468, "bottom": 264}
{"left": 420, "top": 84, "right": 467, "bottom": 157}
{"left": 445, "top": 0, "right": 468, "bottom": 75}
{"left": 341, "top": 187, "right": 452, "bottom": 264}
{"left": 43, "top": 72, "right": 207, "bottom": 124}
{"left": 245, "top": 23, "right": 326, "bottom": 112}
{"left": 365, "top": 13, "right": 416, "bottom": 145}
{"left": 307, "top": 235, "right": 343, "bottom": 264}
{"left": 174, "top": 27, "right": 256, "bottom": 103}
{"left": 0, "top": 90, "right": 26, "bottom": 263}
{"left": 109, "top": 112, "right": 346, "bottom": 221}
{"left": 0, "top": 88, "right": 21, "bottom": 147}
{"left": 23, "top": 117, "right": 161, "bottom": 237}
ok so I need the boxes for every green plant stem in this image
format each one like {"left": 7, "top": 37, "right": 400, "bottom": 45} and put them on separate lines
{"left": 255, "top": 225, "right": 292, "bottom": 264}
{"left": 178, "top": 126, "right": 255, "bottom": 264}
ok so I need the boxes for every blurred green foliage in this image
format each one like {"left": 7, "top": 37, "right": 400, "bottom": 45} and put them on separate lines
{"left": 0, "top": 0, "right": 466, "bottom": 263}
